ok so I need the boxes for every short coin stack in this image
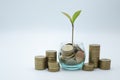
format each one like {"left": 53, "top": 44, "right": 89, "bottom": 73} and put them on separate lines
{"left": 46, "top": 50, "right": 57, "bottom": 62}
{"left": 35, "top": 56, "right": 46, "bottom": 70}
{"left": 83, "top": 63, "right": 94, "bottom": 71}
{"left": 48, "top": 62, "right": 60, "bottom": 72}
{"left": 99, "top": 58, "right": 111, "bottom": 70}
{"left": 89, "top": 44, "right": 100, "bottom": 68}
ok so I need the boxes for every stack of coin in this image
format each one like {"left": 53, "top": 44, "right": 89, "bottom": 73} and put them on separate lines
{"left": 48, "top": 62, "right": 60, "bottom": 72}
{"left": 46, "top": 50, "right": 57, "bottom": 62}
{"left": 61, "top": 44, "right": 75, "bottom": 65}
{"left": 35, "top": 55, "right": 46, "bottom": 70}
{"left": 89, "top": 44, "right": 100, "bottom": 68}
{"left": 60, "top": 44, "right": 75, "bottom": 65}
{"left": 99, "top": 58, "right": 111, "bottom": 70}
{"left": 60, "top": 44, "right": 85, "bottom": 65}
{"left": 61, "top": 45, "right": 74, "bottom": 57}
{"left": 82, "top": 63, "right": 94, "bottom": 71}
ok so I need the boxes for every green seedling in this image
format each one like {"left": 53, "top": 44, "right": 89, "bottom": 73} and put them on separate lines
{"left": 62, "top": 10, "right": 81, "bottom": 46}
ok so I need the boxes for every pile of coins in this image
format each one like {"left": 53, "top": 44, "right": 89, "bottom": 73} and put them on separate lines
{"left": 99, "top": 58, "right": 111, "bottom": 70}
{"left": 82, "top": 63, "right": 94, "bottom": 71}
{"left": 34, "top": 44, "right": 111, "bottom": 72}
{"left": 48, "top": 62, "right": 60, "bottom": 72}
{"left": 89, "top": 44, "right": 100, "bottom": 68}
{"left": 59, "top": 44, "right": 85, "bottom": 65}
{"left": 35, "top": 56, "right": 46, "bottom": 70}
{"left": 83, "top": 44, "right": 111, "bottom": 71}
{"left": 34, "top": 50, "right": 60, "bottom": 72}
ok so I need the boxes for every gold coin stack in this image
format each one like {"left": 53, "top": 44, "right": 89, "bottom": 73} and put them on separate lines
{"left": 46, "top": 50, "right": 57, "bottom": 62}
{"left": 82, "top": 63, "right": 94, "bottom": 71}
{"left": 35, "top": 55, "right": 46, "bottom": 70}
{"left": 89, "top": 44, "right": 100, "bottom": 68}
{"left": 99, "top": 58, "right": 111, "bottom": 70}
{"left": 48, "top": 62, "right": 60, "bottom": 72}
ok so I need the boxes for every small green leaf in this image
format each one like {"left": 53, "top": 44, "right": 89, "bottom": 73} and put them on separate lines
{"left": 72, "top": 10, "right": 81, "bottom": 23}
{"left": 62, "top": 12, "right": 72, "bottom": 24}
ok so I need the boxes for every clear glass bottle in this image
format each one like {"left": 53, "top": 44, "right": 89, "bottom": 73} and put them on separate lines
{"left": 58, "top": 43, "right": 85, "bottom": 70}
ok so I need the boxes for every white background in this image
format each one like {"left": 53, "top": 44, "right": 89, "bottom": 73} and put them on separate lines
{"left": 0, "top": 0, "right": 120, "bottom": 80}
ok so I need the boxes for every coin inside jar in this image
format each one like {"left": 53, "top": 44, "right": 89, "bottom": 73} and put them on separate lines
{"left": 75, "top": 51, "right": 85, "bottom": 63}
{"left": 61, "top": 45, "right": 74, "bottom": 56}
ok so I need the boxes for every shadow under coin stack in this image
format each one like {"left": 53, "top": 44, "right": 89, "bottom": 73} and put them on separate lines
{"left": 35, "top": 56, "right": 46, "bottom": 70}
{"left": 89, "top": 44, "right": 100, "bottom": 68}
{"left": 46, "top": 50, "right": 60, "bottom": 72}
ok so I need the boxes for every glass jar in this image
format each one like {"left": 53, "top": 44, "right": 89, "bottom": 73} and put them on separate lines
{"left": 58, "top": 43, "right": 85, "bottom": 70}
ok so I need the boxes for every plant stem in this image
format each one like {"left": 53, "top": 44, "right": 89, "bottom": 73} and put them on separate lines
{"left": 72, "top": 23, "right": 74, "bottom": 46}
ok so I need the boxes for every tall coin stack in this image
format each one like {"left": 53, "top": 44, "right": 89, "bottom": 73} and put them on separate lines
{"left": 99, "top": 58, "right": 111, "bottom": 70}
{"left": 35, "top": 55, "right": 46, "bottom": 70}
{"left": 89, "top": 44, "right": 100, "bottom": 68}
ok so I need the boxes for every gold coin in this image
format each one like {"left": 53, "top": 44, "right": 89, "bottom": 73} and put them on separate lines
{"left": 35, "top": 62, "right": 46, "bottom": 70}
{"left": 48, "top": 62, "right": 60, "bottom": 72}
{"left": 35, "top": 55, "right": 46, "bottom": 61}
{"left": 48, "top": 62, "right": 59, "bottom": 67}
{"left": 61, "top": 45, "right": 74, "bottom": 56}
{"left": 48, "top": 68, "right": 60, "bottom": 72}
{"left": 35, "top": 55, "right": 46, "bottom": 70}
{"left": 46, "top": 50, "right": 57, "bottom": 58}
{"left": 89, "top": 44, "right": 100, "bottom": 68}
{"left": 83, "top": 63, "right": 94, "bottom": 71}
{"left": 99, "top": 58, "right": 111, "bottom": 70}
{"left": 48, "top": 57, "right": 56, "bottom": 62}
{"left": 61, "top": 53, "right": 75, "bottom": 60}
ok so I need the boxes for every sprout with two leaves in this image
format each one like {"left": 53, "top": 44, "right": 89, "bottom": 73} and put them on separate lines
{"left": 62, "top": 10, "right": 81, "bottom": 46}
